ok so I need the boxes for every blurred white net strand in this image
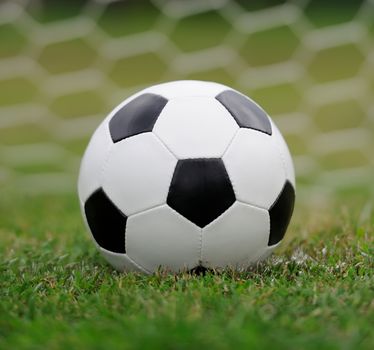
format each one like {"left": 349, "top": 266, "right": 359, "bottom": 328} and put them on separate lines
{"left": 0, "top": 0, "right": 373, "bottom": 201}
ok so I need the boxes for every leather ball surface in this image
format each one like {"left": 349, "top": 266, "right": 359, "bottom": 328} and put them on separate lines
{"left": 78, "top": 80, "right": 295, "bottom": 273}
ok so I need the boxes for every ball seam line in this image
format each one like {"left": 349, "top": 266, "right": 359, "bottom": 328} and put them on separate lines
{"left": 221, "top": 126, "right": 240, "bottom": 158}
{"left": 151, "top": 130, "right": 179, "bottom": 161}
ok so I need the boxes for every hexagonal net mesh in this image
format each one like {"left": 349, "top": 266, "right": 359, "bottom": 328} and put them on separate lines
{"left": 0, "top": 0, "right": 373, "bottom": 202}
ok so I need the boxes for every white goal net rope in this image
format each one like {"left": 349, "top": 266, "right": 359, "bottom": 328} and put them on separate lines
{"left": 0, "top": 0, "right": 373, "bottom": 202}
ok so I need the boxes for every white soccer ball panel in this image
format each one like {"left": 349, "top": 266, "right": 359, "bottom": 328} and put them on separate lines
{"left": 252, "top": 243, "right": 279, "bottom": 263}
{"left": 201, "top": 202, "right": 269, "bottom": 269}
{"left": 153, "top": 97, "right": 239, "bottom": 159}
{"left": 223, "top": 128, "right": 286, "bottom": 209}
{"left": 142, "top": 80, "right": 231, "bottom": 99}
{"left": 271, "top": 120, "right": 296, "bottom": 188}
{"left": 99, "top": 248, "right": 149, "bottom": 273}
{"left": 102, "top": 132, "right": 177, "bottom": 216}
{"left": 78, "top": 121, "right": 112, "bottom": 203}
{"left": 126, "top": 205, "right": 201, "bottom": 272}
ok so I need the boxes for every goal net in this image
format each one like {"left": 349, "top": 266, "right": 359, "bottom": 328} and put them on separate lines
{"left": 0, "top": 0, "right": 373, "bottom": 202}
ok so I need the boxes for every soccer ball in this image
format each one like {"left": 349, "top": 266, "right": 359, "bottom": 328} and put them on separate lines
{"left": 78, "top": 80, "right": 295, "bottom": 273}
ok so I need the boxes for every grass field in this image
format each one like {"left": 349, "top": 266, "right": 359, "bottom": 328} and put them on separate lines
{"left": 0, "top": 193, "right": 373, "bottom": 349}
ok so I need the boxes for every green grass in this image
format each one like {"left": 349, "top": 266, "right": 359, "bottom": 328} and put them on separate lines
{"left": 0, "top": 194, "right": 373, "bottom": 349}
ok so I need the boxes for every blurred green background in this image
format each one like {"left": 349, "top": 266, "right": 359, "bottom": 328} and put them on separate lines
{"left": 0, "top": 0, "right": 373, "bottom": 202}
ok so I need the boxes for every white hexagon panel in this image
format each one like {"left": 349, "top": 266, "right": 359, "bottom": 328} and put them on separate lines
{"left": 201, "top": 202, "right": 269, "bottom": 269}
{"left": 143, "top": 80, "right": 231, "bottom": 99}
{"left": 222, "top": 128, "right": 286, "bottom": 209}
{"left": 153, "top": 96, "right": 238, "bottom": 159}
{"left": 99, "top": 248, "right": 149, "bottom": 273}
{"left": 270, "top": 119, "right": 296, "bottom": 188}
{"left": 102, "top": 132, "right": 177, "bottom": 216}
{"left": 78, "top": 120, "right": 113, "bottom": 203}
{"left": 126, "top": 205, "right": 201, "bottom": 272}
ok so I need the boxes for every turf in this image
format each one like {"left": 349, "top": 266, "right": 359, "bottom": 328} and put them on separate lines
{"left": 0, "top": 194, "right": 372, "bottom": 349}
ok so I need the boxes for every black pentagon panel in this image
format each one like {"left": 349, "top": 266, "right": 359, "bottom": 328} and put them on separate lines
{"left": 109, "top": 93, "right": 168, "bottom": 142}
{"left": 268, "top": 180, "right": 295, "bottom": 246}
{"left": 167, "top": 158, "right": 236, "bottom": 228}
{"left": 189, "top": 265, "right": 209, "bottom": 275}
{"left": 216, "top": 90, "right": 272, "bottom": 135}
{"left": 84, "top": 188, "right": 127, "bottom": 253}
